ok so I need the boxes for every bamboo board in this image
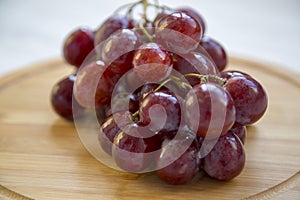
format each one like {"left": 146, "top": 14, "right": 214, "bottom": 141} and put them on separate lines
{"left": 0, "top": 57, "right": 299, "bottom": 200}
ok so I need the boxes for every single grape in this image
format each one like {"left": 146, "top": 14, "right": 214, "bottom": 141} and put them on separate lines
{"left": 185, "top": 83, "right": 236, "bottom": 139}
{"left": 112, "top": 123, "right": 158, "bottom": 172}
{"left": 224, "top": 76, "right": 268, "bottom": 125}
{"left": 204, "top": 132, "right": 245, "bottom": 181}
{"left": 63, "top": 27, "right": 95, "bottom": 68}
{"left": 94, "top": 15, "right": 135, "bottom": 46}
{"left": 156, "top": 131, "right": 200, "bottom": 185}
{"left": 74, "top": 61, "right": 120, "bottom": 108}
{"left": 200, "top": 36, "right": 227, "bottom": 72}
{"left": 139, "top": 90, "right": 181, "bottom": 132}
{"left": 155, "top": 12, "right": 202, "bottom": 54}
{"left": 101, "top": 29, "right": 142, "bottom": 74}
{"left": 51, "top": 75, "right": 81, "bottom": 120}
{"left": 220, "top": 70, "right": 250, "bottom": 80}
{"left": 176, "top": 7, "right": 206, "bottom": 34}
{"left": 133, "top": 42, "right": 173, "bottom": 82}
{"left": 229, "top": 125, "right": 247, "bottom": 144}
{"left": 99, "top": 111, "right": 132, "bottom": 155}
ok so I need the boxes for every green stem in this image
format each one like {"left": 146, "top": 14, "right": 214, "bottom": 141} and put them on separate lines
{"left": 184, "top": 73, "right": 227, "bottom": 86}
{"left": 126, "top": 1, "right": 142, "bottom": 18}
{"left": 138, "top": 21, "right": 153, "bottom": 41}
{"left": 141, "top": 0, "right": 149, "bottom": 21}
{"left": 170, "top": 75, "right": 193, "bottom": 90}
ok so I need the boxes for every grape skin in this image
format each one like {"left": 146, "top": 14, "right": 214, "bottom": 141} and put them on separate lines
{"left": 112, "top": 123, "right": 160, "bottom": 173}
{"left": 99, "top": 111, "right": 132, "bottom": 155}
{"left": 133, "top": 43, "right": 173, "bottom": 82}
{"left": 51, "top": 75, "right": 79, "bottom": 120}
{"left": 204, "top": 132, "right": 245, "bottom": 181}
{"left": 156, "top": 132, "right": 200, "bottom": 185}
{"left": 63, "top": 28, "right": 95, "bottom": 68}
{"left": 176, "top": 7, "right": 206, "bottom": 34}
{"left": 155, "top": 12, "right": 202, "bottom": 54}
{"left": 185, "top": 83, "right": 236, "bottom": 139}
{"left": 224, "top": 76, "right": 268, "bottom": 126}
{"left": 74, "top": 61, "right": 121, "bottom": 108}
{"left": 200, "top": 36, "right": 227, "bottom": 72}
{"left": 139, "top": 90, "right": 181, "bottom": 132}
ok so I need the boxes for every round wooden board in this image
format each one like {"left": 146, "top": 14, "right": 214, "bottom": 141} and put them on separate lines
{"left": 0, "top": 57, "right": 299, "bottom": 200}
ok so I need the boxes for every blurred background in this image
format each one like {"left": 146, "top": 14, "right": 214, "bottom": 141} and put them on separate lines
{"left": 0, "top": 0, "right": 299, "bottom": 76}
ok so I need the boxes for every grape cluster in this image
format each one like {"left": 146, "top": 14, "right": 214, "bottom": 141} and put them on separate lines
{"left": 51, "top": 0, "right": 268, "bottom": 185}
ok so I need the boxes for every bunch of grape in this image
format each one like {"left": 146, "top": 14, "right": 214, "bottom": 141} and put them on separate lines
{"left": 51, "top": 0, "right": 268, "bottom": 185}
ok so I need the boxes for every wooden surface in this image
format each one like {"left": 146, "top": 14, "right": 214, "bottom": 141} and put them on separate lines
{"left": 0, "top": 57, "right": 299, "bottom": 200}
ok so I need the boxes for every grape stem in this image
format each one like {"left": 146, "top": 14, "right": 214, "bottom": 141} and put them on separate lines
{"left": 126, "top": 1, "right": 142, "bottom": 18}
{"left": 138, "top": 21, "right": 154, "bottom": 41}
{"left": 141, "top": 0, "right": 149, "bottom": 21}
{"left": 184, "top": 73, "right": 227, "bottom": 86}
{"left": 125, "top": 0, "right": 173, "bottom": 21}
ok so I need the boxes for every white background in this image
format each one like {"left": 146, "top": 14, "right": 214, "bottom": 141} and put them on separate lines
{"left": 0, "top": 0, "right": 299, "bottom": 76}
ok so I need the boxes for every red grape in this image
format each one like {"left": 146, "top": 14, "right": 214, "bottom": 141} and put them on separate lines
{"left": 156, "top": 131, "right": 200, "bottom": 185}
{"left": 176, "top": 7, "right": 206, "bottom": 34}
{"left": 200, "top": 36, "right": 227, "bottom": 72}
{"left": 101, "top": 29, "right": 142, "bottom": 74}
{"left": 107, "top": 51, "right": 135, "bottom": 75}
{"left": 74, "top": 61, "right": 120, "bottom": 108}
{"left": 155, "top": 12, "right": 202, "bottom": 54}
{"left": 185, "top": 83, "right": 236, "bottom": 139}
{"left": 139, "top": 90, "right": 181, "bottom": 132}
{"left": 51, "top": 75, "right": 81, "bottom": 120}
{"left": 112, "top": 123, "right": 158, "bottom": 172}
{"left": 224, "top": 76, "right": 268, "bottom": 125}
{"left": 63, "top": 27, "right": 95, "bottom": 68}
{"left": 133, "top": 43, "right": 173, "bottom": 82}
{"left": 94, "top": 15, "right": 135, "bottom": 46}
{"left": 99, "top": 111, "right": 132, "bottom": 155}
{"left": 204, "top": 132, "right": 245, "bottom": 181}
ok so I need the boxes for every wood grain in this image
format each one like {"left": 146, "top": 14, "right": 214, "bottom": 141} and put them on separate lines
{"left": 0, "top": 57, "right": 299, "bottom": 200}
